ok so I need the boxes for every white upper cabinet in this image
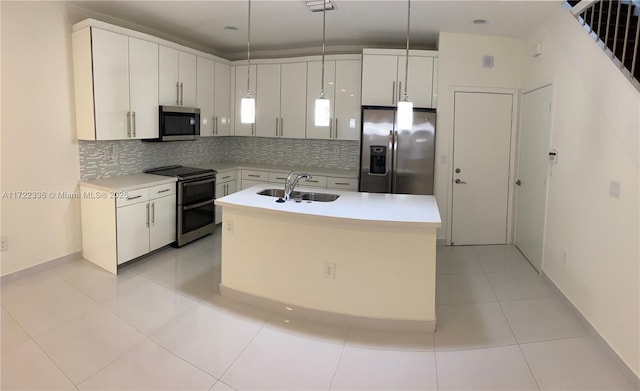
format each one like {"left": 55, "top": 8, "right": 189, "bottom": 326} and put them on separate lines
{"left": 256, "top": 64, "right": 281, "bottom": 137}
{"left": 361, "top": 55, "right": 398, "bottom": 107}
{"left": 214, "top": 62, "right": 232, "bottom": 136}
{"left": 334, "top": 60, "right": 361, "bottom": 141}
{"left": 397, "top": 55, "right": 434, "bottom": 108}
{"left": 306, "top": 60, "right": 360, "bottom": 140}
{"left": 278, "top": 62, "right": 307, "bottom": 139}
{"left": 306, "top": 60, "right": 336, "bottom": 140}
{"left": 196, "top": 57, "right": 215, "bottom": 137}
{"left": 159, "top": 46, "right": 197, "bottom": 107}
{"left": 233, "top": 64, "right": 257, "bottom": 136}
{"left": 361, "top": 49, "right": 437, "bottom": 108}
{"left": 72, "top": 27, "right": 158, "bottom": 140}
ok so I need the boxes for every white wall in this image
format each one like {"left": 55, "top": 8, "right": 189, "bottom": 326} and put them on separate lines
{"left": 1, "top": 1, "right": 82, "bottom": 276}
{"left": 435, "top": 32, "right": 524, "bottom": 240}
{"left": 522, "top": 8, "right": 640, "bottom": 377}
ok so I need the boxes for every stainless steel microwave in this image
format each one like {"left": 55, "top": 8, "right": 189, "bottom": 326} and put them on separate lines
{"left": 148, "top": 106, "right": 200, "bottom": 141}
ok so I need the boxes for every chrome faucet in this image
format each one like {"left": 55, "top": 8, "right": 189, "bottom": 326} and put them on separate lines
{"left": 284, "top": 171, "right": 312, "bottom": 201}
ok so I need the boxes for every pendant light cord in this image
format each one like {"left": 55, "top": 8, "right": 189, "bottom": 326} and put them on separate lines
{"left": 403, "top": 0, "right": 410, "bottom": 98}
{"left": 320, "top": 0, "right": 326, "bottom": 98}
{"left": 246, "top": 0, "right": 251, "bottom": 94}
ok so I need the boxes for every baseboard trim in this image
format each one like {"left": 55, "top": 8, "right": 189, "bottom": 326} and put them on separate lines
{"left": 541, "top": 271, "right": 640, "bottom": 389}
{"left": 1, "top": 251, "right": 82, "bottom": 284}
{"left": 220, "top": 284, "right": 436, "bottom": 332}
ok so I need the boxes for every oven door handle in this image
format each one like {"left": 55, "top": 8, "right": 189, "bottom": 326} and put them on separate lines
{"left": 182, "top": 199, "right": 213, "bottom": 211}
{"left": 182, "top": 178, "right": 215, "bottom": 187}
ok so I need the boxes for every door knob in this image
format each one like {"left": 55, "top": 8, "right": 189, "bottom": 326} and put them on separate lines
{"left": 455, "top": 178, "right": 467, "bottom": 184}
{"left": 455, "top": 168, "right": 461, "bottom": 173}
{"left": 516, "top": 179, "right": 522, "bottom": 186}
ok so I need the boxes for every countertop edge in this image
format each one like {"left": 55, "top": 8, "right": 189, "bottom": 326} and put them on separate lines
{"left": 79, "top": 174, "right": 177, "bottom": 192}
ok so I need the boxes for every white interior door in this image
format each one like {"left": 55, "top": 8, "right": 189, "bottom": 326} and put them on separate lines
{"left": 515, "top": 85, "right": 553, "bottom": 272}
{"left": 451, "top": 92, "right": 513, "bottom": 245}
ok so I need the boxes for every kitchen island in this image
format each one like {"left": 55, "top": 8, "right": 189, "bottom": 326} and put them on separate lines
{"left": 215, "top": 184, "right": 441, "bottom": 331}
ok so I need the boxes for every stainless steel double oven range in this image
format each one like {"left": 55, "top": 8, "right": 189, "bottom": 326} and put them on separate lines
{"left": 145, "top": 165, "right": 216, "bottom": 247}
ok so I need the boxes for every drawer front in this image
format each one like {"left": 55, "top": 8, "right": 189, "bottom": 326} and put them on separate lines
{"left": 268, "top": 171, "right": 290, "bottom": 183}
{"left": 241, "top": 169, "right": 268, "bottom": 181}
{"left": 116, "top": 188, "right": 150, "bottom": 207}
{"left": 299, "top": 175, "right": 327, "bottom": 188}
{"left": 218, "top": 170, "right": 239, "bottom": 183}
{"left": 327, "top": 177, "right": 358, "bottom": 190}
{"left": 149, "top": 183, "right": 176, "bottom": 199}
{"left": 241, "top": 179, "right": 267, "bottom": 190}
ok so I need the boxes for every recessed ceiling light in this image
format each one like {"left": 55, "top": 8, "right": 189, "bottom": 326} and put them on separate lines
{"left": 224, "top": 26, "right": 239, "bottom": 31}
{"left": 473, "top": 19, "right": 489, "bottom": 25}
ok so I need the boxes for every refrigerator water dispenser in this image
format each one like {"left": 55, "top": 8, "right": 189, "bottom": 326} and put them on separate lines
{"left": 369, "top": 146, "right": 387, "bottom": 174}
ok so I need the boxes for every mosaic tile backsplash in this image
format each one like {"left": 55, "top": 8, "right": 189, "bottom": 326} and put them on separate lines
{"left": 79, "top": 137, "right": 360, "bottom": 180}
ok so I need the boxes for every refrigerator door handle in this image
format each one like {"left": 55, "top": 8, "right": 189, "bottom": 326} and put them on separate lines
{"left": 388, "top": 130, "right": 395, "bottom": 191}
{"left": 392, "top": 130, "right": 399, "bottom": 193}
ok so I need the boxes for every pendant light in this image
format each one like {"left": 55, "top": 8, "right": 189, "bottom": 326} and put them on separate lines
{"left": 397, "top": 0, "right": 413, "bottom": 130}
{"left": 240, "top": 0, "right": 255, "bottom": 124}
{"left": 314, "top": 0, "right": 331, "bottom": 127}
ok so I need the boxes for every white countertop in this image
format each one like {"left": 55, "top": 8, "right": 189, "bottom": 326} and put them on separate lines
{"left": 197, "top": 161, "right": 358, "bottom": 178}
{"left": 216, "top": 183, "right": 441, "bottom": 227}
{"left": 79, "top": 174, "right": 177, "bottom": 192}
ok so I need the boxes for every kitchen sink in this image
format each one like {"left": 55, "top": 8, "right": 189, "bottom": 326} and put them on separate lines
{"left": 256, "top": 188, "right": 339, "bottom": 202}
{"left": 300, "top": 192, "right": 340, "bottom": 202}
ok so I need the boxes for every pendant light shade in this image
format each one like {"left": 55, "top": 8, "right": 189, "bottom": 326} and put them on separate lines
{"left": 241, "top": 0, "right": 255, "bottom": 124}
{"left": 241, "top": 94, "right": 255, "bottom": 124}
{"left": 397, "top": 0, "right": 413, "bottom": 130}
{"left": 314, "top": 0, "right": 331, "bottom": 127}
{"left": 314, "top": 95, "right": 331, "bottom": 126}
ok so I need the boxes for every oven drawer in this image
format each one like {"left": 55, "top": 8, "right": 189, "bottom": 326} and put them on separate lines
{"left": 116, "top": 188, "right": 149, "bottom": 207}
{"left": 241, "top": 170, "right": 268, "bottom": 182}
{"left": 149, "top": 183, "right": 176, "bottom": 198}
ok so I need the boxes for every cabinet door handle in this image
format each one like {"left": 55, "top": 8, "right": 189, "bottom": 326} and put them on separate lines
{"left": 132, "top": 112, "right": 136, "bottom": 137}
{"left": 392, "top": 81, "right": 396, "bottom": 105}
{"left": 275, "top": 117, "right": 279, "bottom": 136}
{"left": 398, "top": 81, "right": 402, "bottom": 103}
{"left": 128, "top": 112, "right": 132, "bottom": 137}
{"left": 176, "top": 82, "right": 180, "bottom": 105}
{"left": 334, "top": 182, "right": 350, "bottom": 185}
{"left": 280, "top": 117, "right": 284, "bottom": 137}
{"left": 251, "top": 124, "right": 255, "bottom": 136}
{"left": 329, "top": 117, "right": 333, "bottom": 139}
{"left": 247, "top": 174, "right": 260, "bottom": 178}
{"left": 146, "top": 203, "right": 150, "bottom": 227}
{"left": 213, "top": 115, "right": 218, "bottom": 135}
{"left": 180, "top": 83, "right": 184, "bottom": 105}
{"left": 334, "top": 118, "right": 338, "bottom": 139}
{"left": 151, "top": 202, "right": 155, "bottom": 225}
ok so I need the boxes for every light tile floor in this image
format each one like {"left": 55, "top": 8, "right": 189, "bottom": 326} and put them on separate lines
{"left": 1, "top": 228, "right": 635, "bottom": 390}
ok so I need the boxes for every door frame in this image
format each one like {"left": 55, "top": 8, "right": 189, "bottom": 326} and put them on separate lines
{"left": 446, "top": 87, "right": 519, "bottom": 245}
{"left": 513, "top": 83, "right": 554, "bottom": 272}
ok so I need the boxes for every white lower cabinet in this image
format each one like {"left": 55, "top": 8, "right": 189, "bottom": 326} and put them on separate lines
{"left": 80, "top": 179, "right": 176, "bottom": 274}
{"left": 241, "top": 170, "right": 269, "bottom": 189}
{"left": 116, "top": 185, "right": 176, "bottom": 265}
{"left": 215, "top": 170, "right": 239, "bottom": 224}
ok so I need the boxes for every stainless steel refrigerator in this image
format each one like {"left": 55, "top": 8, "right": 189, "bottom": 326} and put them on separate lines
{"left": 359, "top": 106, "right": 436, "bottom": 195}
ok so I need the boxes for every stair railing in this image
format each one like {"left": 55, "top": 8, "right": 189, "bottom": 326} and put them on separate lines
{"left": 569, "top": 0, "right": 639, "bottom": 90}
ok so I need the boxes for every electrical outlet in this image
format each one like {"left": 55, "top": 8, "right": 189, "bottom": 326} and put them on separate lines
{"left": 1, "top": 236, "right": 8, "bottom": 252}
{"left": 332, "top": 145, "right": 340, "bottom": 154}
{"left": 609, "top": 180, "right": 621, "bottom": 199}
{"left": 323, "top": 262, "right": 336, "bottom": 279}
{"left": 562, "top": 250, "right": 569, "bottom": 265}
{"left": 225, "top": 220, "right": 234, "bottom": 234}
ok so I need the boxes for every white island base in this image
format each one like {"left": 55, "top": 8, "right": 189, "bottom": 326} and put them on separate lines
{"left": 217, "top": 185, "right": 441, "bottom": 332}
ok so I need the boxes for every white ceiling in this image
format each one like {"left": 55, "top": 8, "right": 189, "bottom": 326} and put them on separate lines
{"left": 67, "top": 0, "right": 564, "bottom": 60}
